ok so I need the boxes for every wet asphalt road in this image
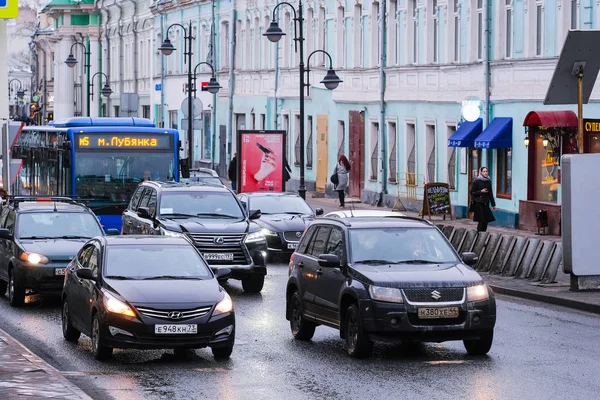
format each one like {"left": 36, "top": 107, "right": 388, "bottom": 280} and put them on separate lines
{"left": 1, "top": 261, "right": 600, "bottom": 400}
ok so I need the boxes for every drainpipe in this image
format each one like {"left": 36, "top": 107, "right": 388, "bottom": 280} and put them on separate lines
{"left": 101, "top": 0, "right": 111, "bottom": 114}
{"left": 41, "top": 48, "right": 47, "bottom": 122}
{"left": 127, "top": 0, "right": 139, "bottom": 96}
{"left": 377, "top": 0, "right": 387, "bottom": 206}
{"left": 97, "top": 4, "right": 103, "bottom": 116}
{"left": 227, "top": 8, "right": 236, "bottom": 164}
{"left": 156, "top": 1, "right": 167, "bottom": 127}
{"left": 483, "top": 0, "right": 490, "bottom": 127}
{"left": 116, "top": 2, "right": 125, "bottom": 101}
{"left": 211, "top": 0, "right": 217, "bottom": 170}
{"left": 273, "top": 8, "right": 280, "bottom": 130}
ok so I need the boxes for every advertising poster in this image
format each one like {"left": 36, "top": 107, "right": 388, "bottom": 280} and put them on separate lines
{"left": 237, "top": 130, "right": 286, "bottom": 193}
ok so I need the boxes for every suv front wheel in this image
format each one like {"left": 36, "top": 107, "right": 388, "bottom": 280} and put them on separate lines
{"left": 8, "top": 270, "right": 25, "bottom": 306}
{"left": 241, "top": 275, "right": 264, "bottom": 293}
{"left": 345, "top": 304, "right": 373, "bottom": 358}
{"left": 463, "top": 330, "right": 494, "bottom": 356}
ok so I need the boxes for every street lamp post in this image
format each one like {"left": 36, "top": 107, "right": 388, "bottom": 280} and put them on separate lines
{"left": 90, "top": 72, "right": 113, "bottom": 113}
{"left": 8, "top": 79, "right": 26, "bottom": 118}
{"left": 264, "top": 0, "right": 342, "bottom": 200}
{"left": 64, "top": 41, "right": 92, "bottom": 116}
{"left": 159, "top": 22, "right": 221, "bottom": 177}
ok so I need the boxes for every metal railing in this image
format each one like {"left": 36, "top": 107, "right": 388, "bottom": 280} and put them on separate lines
{"left": 392, "top": 172, "right": 426, "bottom": 211}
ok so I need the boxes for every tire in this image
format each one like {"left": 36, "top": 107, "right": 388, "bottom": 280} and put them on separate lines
{"left": 8, "top": 270, "right": 25, "bottom": 307}
{"left": 91, "top": 314, "right": 113, "bottom": 361}
{"left": 61, "top": 299, "right": 81, "bottom": 343}
{"left": 344, "top": 304, "right": 373, "bottom": 359}
{"left": 212, "top": 345, "right": 234, "bottom": 360}
{"left": 464, "top": 330, "right": 494, "bottom": 356}
{"left": 289, "top": 291, "right": 316, "bottom": 341}
{"left": 0, "top": 279, "right": 7, "bottom": 297}
{"left": 241, "top": 274, "right": 264, "bottom": 293}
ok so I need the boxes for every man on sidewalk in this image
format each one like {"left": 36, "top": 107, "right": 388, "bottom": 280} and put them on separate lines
{"left": 228, "top": 153, "right": 237, "bottom": 192}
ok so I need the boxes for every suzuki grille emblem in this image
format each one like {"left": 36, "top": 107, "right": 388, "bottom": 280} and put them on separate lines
{"left": 214, "top": 237, "right": 224, "bottom": 245}
{"left": 431, "top": 290, "right": 442, "bottom": 300}
{"left": 167, "top": 311, "right": 183, "bottom": 320}
{"left": 296, "top": 232, "right": 302, "bottom": 238}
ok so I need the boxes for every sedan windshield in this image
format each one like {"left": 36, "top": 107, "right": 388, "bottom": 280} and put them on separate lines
{"left": 159, "top": 192, "right": 245, "bottom": 219}
{"left": 250, "top": 196, "right": 313, "bottom": 215}
{"left": 18, "top": 212, "right": 103, "bottom": 239}
{"left": 104, "top": 245, "right": 212, "bottom": 279}
{"left": 350, "top": 227, "right": 458, "bottom": 264}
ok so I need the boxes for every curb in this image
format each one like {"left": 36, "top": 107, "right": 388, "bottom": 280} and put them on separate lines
{"left": 488, "top": 284, "right": 600, "bottom": 315}
{"left": 0, "top": 327, "right": 93, "bottom": 400}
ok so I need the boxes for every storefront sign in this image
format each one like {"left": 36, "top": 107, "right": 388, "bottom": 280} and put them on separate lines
{"left": 421, "top": 182, "right": 453, "bottom": 221}
{"left": 237, "top": 130, "right": 286, "bottom": 193}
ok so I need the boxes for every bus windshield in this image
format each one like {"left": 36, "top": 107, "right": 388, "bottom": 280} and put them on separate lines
{"left": 75, "top": 151, "right": 175, "bottom": 201}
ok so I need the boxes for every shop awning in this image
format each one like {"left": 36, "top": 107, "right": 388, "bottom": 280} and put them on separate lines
{"left": 522, "top": 110, "right": 578, "bottom": 127}
{"left": 474, "top": 117, "right": 513, "bottom": 149}
{"left": 447, "top": 118, "right": 483, "bottom": 148}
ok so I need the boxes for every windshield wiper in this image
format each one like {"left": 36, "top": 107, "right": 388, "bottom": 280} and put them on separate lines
{"left": 196, "top": 213, "right": 238, "bottom": 218}
{"left": 105, "top": 275, "right": 136, "bottom": 280}
{"left": 19, "top": 236, "right": 54, "bottom": 240}
{"left": 160, "top": 213, "right": 198, "bottom": 218}
{"left": 354, "top": 259, "right": 398, "bottom": 265}
{"left": 395, "top": 259, "right": 443, "bottom": 264}
{"left": 56, "top": 235, "right": 92, "bottom": 239}
{"left": 142, "top": 275, "right": 200, "bottom": 280}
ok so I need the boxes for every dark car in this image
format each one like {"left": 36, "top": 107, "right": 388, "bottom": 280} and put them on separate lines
{"left": 237, "top": 192, "right": 323, "bottom": 258}
{"left": 286, "top": 216, "right": 496, "bottom": 358}
{"left": 180, "top": 168, "right": 224, "bottom": 186}
{"left": 122, "top": 181, "right": 268, "bottom": 293}
{"left": 61, "top": 236, "right": 235, "bottom": 361}
{"left": 0, "top": 197, "right": 115, "bottom": 306}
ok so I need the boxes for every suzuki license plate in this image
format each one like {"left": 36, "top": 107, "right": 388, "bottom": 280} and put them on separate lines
{"left": 155, "top": 324, "right": 198, "bottom": 335}
{"left": 55, "top": 268, "right": 66, "bottom": 276}
{"left": 417, "top": 307, "right": 459, "bottom": 319}
{"left": 204, "top": 253, "right": 234, "bottom": 261}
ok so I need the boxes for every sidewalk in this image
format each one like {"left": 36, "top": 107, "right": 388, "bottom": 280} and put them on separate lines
{"left": 0, "top": 327, "right": 92, "bottom": 399}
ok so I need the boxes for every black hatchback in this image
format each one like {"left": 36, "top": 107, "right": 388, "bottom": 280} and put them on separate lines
{"left": 286, "top": 217, "right": 496, "bottom": 358}
{"left": 61, "top": 236, "right": 235, "bottom": 361}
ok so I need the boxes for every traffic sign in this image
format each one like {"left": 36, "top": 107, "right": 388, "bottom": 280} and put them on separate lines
{"left": 0, "top": 0, "right": 18, "bottom": 19}
{"left": 181, "top": 97, "right": 203, "bottom": 118}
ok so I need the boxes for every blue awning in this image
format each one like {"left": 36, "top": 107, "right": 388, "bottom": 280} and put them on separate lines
{"left": 447, "top": 118, "right": 483, "bottom": 148}
{"left": 474, "top": 117, "right": 513, "bottom": 149}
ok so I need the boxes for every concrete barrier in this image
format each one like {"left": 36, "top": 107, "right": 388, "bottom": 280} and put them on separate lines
{"left": 502, "top": 236, "right": 528, "bottom": 277}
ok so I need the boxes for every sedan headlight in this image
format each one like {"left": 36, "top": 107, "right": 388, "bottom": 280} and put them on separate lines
{"left": 20, "top": 252, "right": 50, "bottom": 265}
{"left": 213, "top": 292, "right": 233, "bottom": 316}
{"left": 261, "top": 228, "right": 278, "bottom": 237}
{"left": 104, "top": 291, "right": 137, "bottom": 317}
{"left": 368, "top": 285, "right": 404, "bottom": 304}
{"left": 245, "top": 231, "right": 266, "bottom": 243}
{"left": 467, "top": 284, "right": 489, "bottom": 302}
{"left": 159, "top": 227, "right": 184, "bottom": 237}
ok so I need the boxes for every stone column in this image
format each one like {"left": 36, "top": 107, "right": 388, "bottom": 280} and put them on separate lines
{"left": 88, "top": 37, "right": 100, "bottom": 117}
{"left": 54, "top": 37, "right": 75, "bottom": 120}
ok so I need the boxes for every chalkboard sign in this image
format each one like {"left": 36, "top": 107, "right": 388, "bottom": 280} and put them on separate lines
{"left": 422, "top": 182, "right": 453, "bottom": 220}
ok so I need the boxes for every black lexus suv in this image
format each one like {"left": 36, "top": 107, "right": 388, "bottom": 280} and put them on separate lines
{"left": 286, "top": 216, "right": 496, "bottom": 358}
{"left": 122, "top": 181, "right": 267, "bottom": 293}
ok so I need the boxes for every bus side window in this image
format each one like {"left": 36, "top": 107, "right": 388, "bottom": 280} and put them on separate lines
{"left": 128, "top": 187, "right": 145, "bottom": 212}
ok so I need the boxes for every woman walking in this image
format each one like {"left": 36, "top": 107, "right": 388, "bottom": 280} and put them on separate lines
{"left": 334, "top": 155, "right": 351, "bottom": 207}
{"left": 470, "top": 167, "right": 496, "bottom": 232}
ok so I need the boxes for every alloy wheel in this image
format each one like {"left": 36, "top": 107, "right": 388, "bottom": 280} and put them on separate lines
{"left": 291, "top": 296, "right": 302, "bottom": 333}
{"left": 62, "top": 302, "right": 69, "bottom": 336}
{"left": 347, "top": 312, "right": 358, "bottom": 350}
{"left": 92, "top": 318, "right": 100, "bottom": 353}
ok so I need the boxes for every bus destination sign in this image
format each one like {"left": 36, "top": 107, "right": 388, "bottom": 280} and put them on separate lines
{"left": 75, "top": 134, "right": 172, "bottom": 150}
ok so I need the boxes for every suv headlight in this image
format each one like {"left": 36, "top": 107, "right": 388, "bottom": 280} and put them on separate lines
{"left": 467, "top": 284, "right": 489, "bottom": 302}
{"left": 213, "top": 292, "right": 233, "bottom": 316}
{"left": 159, "top": 227, "right": 184, "bottom": 238}
{"left": 245, "top": 231, "right": 266, "bottom": 243}
{"left": 20, "top": 252, "right": 50, "bottom": 265}
{"left": 261, "top": 228, "right": 278, "bottom": 237}
{"left": 368, "top": 285, "right": 404, "bottom": 303}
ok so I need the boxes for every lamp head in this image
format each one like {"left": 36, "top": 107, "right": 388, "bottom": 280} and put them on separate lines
{"left": 100, "top": 84, "right": 113, "bottom": 98}
{"left": 65, "top": 54, "right": 78, "bottom": 68}
{"left": 320, "top": 68, "right": 343, "bottom": 90}
{"left": 206, "top": 77, "right": 221, "bottom": 94}
{"left": 16, "top": 90, "right": 25, "bottom": 98}
{"left": 264, "top": 21, "right": 285, "bottom": 43}
{"left": 542, "top": 138, "right": 548, "bottom": 148}
{"left": 158, "top": 38, "right": 175, "bottom": 56}
{"left": 524, "top": 136, "right": 530, "bottom": 148}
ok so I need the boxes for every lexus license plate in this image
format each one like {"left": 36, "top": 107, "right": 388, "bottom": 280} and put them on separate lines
{"left": 203, "top": 253, "right": 234, "bottom": 261}
{"left": 55, "top": 268, "right": 66, "bottom": 276}
{"left": 287, "top": 243, "right": 298, "bottom": 250}
{"left": 417, "top": 307, "right": 459, "bottom": 319}
{"left": 155, "top": 324, "right": 198, "bottom": 335}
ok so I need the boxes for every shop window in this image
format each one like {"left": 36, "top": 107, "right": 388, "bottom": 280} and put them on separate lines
{"left": 496, "top": 148, "right": 512, "bottom": 198}
{"left": 533, "top": 135, "right": 559, "bottom": 202}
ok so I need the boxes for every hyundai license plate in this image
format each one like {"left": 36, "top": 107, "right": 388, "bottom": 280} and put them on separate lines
{"left": 204, "top": 253, "right": 234, "bottom": 261}
{"left": 55, "top": 268, "right": 66, "bottom": 276}
{"left": 417, "top": 307, "right": 459, "bottom": 319}
{"left": 155, "top": 324, "right": 198, "bottom": 335}
{"left": 287, "top": 243, "right": 298, "bottom": 250}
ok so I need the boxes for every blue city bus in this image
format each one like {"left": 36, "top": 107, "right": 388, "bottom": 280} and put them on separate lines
{"left": 10, "top": 117, "right": 180, "bottom": 232}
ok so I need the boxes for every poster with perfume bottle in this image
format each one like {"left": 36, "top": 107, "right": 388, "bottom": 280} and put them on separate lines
{"left": 237, "top": 130, "right": 286, "bottom": 193}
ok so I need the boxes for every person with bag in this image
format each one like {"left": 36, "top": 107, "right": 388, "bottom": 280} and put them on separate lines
{"left": 331, "top": 155, "right": 351, "bottom": 207}
{"left": 470, "top": 166, "right": 496, "bottom": 232}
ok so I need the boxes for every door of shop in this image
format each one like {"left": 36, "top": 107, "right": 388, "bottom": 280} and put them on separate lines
{"left": 467, "top": 148, "right": 482, "bottom": 218}
{"left": 316, "top": 115, "right": 329, "bottom": 191}
{"left": 349, "top": 111, "right": 365, "bottom": 198}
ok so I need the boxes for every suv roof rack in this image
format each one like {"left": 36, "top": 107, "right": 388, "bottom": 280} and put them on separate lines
{"left": 8, "top": 196, "right": 87, "bottom": 210}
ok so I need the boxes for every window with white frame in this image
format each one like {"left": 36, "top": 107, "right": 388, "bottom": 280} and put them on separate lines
{"left": 406, "top": 123, "right": 416, "bottom": 184}
{"left": 245, "top": 19, "right": 251, "bottom": 69}
{"left": 371, "top": 2, "right": 380, "bottom": 67}
{"left": 536, "top": 1, "right": 543, "bottom": 56}
{"left": 370, "top": 122, "right": 379, "bottom": 180}
{"left": 336, "top": 6, "right": 346, "bottom": 68}
{"left": 221, "top": 21, "right": 230, "bottom": 69}
{"left": 354, "top": 4, "right": 363, "bottom": 67}
{"left": 307, "top": 116, "right": 314, "bottom": 168}
{"left": 388, "top": 0, "right": 398, "bottom": 66}
{"left": 453, "top": 0, "right": 460, "bottom": 62}
{"left": 432, "top": 0, "right": 439, "bottom": 63}
{"left": 283, "top": 114, "right": 290, "bottom": 154}
{"left": 338, "top": 120, "right": 345, "bottom": 158}
{"left": 284, "top": 12, "right": 291, "bottom": 68}
{"left": 447, "top": 125, "right": 457, "bottom": 190}
{"left": 412, "top": 0, "right": 418, "bottom": 64}
{"left": 254, "top": 17, "right": 260, "bottom": 69}
{"left": 264, "top": 16, "right": 273, "bottom": 69}
{"left": 250, "top": 113, "right": 256, "bottom": 129}
{"left": 319, "top": 7, "right": 326, "bottom": 65}
{"left": 426, "top": 124, "right": 436, "bottom": 183}
{"left": 571, "top": 0, "right": 578, "bottom": 29}
{"left": 477, "top": 0, "right": 483, "bottom": 60}
{"left": 505, "top": 0, "right": 513, "bottom": 58}
{"left": 235, "top": 20, "right": 243, "bottom": 68}
{"left": 307, "top": 8, "right": 314, "bottom": 62}
{"left": 388, "top": 121, "right": 397, "bottom": 183}
{"left": 294, "top": 114, "right": 300, "bottom": 165}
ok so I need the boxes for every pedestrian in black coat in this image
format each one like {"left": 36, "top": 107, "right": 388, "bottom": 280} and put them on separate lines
{"left": 470, "top": 166, "right": 496, "bottom": 232}
{"left": 228, "top": 153, "right": 237, "bottom": 191}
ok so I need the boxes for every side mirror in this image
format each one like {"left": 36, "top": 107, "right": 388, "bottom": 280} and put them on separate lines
{"left": 315, "top": 208, "right": 324, "bottom": 216}
{"left": 214, "top": 268, "right": 231, "bottom": 282}
{"left": 249, "top": 209, "right": 262, "bottom": 220}
{"left": 318, "top": 254, "right": 341, "bottom": 268}
{"left": 106, "top": 228, "right": 119, "bottom": 236}
{"left": 461, "top": 252, "right": 479, "bottom": 267}
{"left": 76, "top": 268, "right": 97, "bottom": 281}
{"left": 137, "top": 207, "right": 152, "bottom": 219}
{"left": 0, "top": 228, "right": 12, "bottom": 240}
